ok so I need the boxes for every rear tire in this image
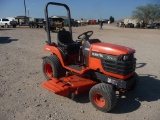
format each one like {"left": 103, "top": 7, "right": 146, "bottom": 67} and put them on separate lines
{"left": 89, "top": 83, "right": 117, "bottom": 112}
{"left": 42, "top": 55, "right": 66, "bottom": 80}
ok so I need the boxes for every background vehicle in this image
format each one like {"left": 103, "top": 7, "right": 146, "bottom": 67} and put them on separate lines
{"left": 146, "top": 23, "right": 160, "bottom": 29}
{"left": 0, "top": 18, "right": 17, "bottom": 28}
{"left": 42, "top": 2, "right": 138, "bottom": 112}
{"left": 44, "top": 17, "right": 64, "bottom": 32}
{"left": 0, "top": 18, "right": 10, "bottom": 28}
{"left": 88, "top": 20, "right": 97, "bottom": 25}
{"left": 10, "top": 21, "right": 18, "bottom": 28}
{"left": 29, "top": 18, "right": 44, "bottom": 28}
{"left": 119, "top": 21, "right": 125, "bottom": 27}
{"left": 71, "top": 20, "right": 78, "bottom": 27}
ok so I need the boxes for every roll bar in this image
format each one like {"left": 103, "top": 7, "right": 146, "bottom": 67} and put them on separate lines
{"left": 45, "top": 2, "right": 72, "bottom": 44}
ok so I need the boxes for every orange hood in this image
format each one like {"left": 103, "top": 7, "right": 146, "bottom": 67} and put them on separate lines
{"left": 91, "top": 42, "right": 135, "bottom": 56}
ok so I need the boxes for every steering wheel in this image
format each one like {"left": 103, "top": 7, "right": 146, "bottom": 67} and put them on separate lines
{"left": 78, "top": 31, "right": 93, "bottom": 40}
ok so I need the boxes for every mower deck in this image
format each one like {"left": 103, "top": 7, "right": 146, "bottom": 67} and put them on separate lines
{"left": 41, "top": 75, "right": 97, "bottom": 97}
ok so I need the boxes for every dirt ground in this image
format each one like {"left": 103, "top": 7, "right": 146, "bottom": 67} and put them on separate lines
{"left": 0, "top": 24, "right": 160, "bottom": 120}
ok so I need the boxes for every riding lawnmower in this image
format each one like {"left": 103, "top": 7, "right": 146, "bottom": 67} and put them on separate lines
{"left": 42, "top": 2, "right": 138, "bottom": 112}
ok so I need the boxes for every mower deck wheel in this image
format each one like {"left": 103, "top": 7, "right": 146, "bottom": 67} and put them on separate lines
{"left": 42, "top": 55, "right": 66, "bottom": 80}
{"left": 89, "top": 83, "right": 117, "bottom": 112}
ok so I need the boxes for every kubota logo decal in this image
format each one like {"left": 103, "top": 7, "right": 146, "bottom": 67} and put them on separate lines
{"left": 92, "top": 52, "right": 103, "bottom": 58}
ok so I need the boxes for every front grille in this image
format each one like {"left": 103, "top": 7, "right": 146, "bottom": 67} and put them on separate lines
{"left": 101, "top": 54, "right": 136, "bottom": 76}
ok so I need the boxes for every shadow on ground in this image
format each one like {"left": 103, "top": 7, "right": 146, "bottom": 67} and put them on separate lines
{"left": 111, "top": 74, "right": 160, "bottom": 113}
{"left": 0, "top": 28, "right": 14, "bottom": 31}
{"left": 0, "top": 37, "right": 18, "bottom": 44}
{"left": 73, "top": 92, "right": 90, "bottom": 103}
{"left": 136, "top": 63, "right": 147, "bottom": 69}
{"left": 74, "top": 74, "right": 160, "bottom": 114}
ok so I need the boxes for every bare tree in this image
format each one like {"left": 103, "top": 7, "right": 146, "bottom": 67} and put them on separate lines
{"left": 133, "top": 4, "right": 160, "bottom": 24}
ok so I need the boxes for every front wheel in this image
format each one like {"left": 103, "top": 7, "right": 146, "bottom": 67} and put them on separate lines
{"left": 42, "top": 55, "right": 66, "bottom": 80}
{"left": 5, "top": 24, "right": 9, "bottom": 28}
{"left": 89, "top": 83, "right": 117, "bottom": 112}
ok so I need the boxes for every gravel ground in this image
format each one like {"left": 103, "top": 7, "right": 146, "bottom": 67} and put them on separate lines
{"left": 0, "top": 24, "right": 160, "bottom": 120}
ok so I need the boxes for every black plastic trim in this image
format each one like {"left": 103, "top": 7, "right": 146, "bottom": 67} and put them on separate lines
{"left": 95, "top": 72, "right": 138, "bottom": 89}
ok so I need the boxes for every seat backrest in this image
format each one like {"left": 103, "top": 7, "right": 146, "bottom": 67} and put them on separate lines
{"left": 57, "top": 31, "right": 73, "bottom": 45}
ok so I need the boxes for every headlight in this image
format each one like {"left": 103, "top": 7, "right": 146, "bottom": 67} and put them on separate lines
{"left": 123, "top": 55, "right": 129, "bottom": 61}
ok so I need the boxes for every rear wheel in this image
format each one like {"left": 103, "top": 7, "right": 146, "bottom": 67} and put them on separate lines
{"left": 42, "top": 55, "right": 66, "bottom": 80}
{"left": 89, "top": 83, "right": 117, "bottom": 112}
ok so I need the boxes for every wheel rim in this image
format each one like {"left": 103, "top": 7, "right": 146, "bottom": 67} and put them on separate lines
{"left": 93, "top": 92, "right": 106, "bottom": 107}
{"left": 44, "top": 63, "right": 53, "bottom": 78}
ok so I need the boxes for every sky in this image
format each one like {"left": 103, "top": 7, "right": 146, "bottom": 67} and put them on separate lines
{"left": 0, "top": 0, "right": 159, "bottom": 20}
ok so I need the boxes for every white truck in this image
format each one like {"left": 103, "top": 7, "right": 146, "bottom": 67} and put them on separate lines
{"left": 0, "top": 18, "right": 10, "bottom": 28}
{"left": 0, "top": 18, "right": 17, "bottom": 28}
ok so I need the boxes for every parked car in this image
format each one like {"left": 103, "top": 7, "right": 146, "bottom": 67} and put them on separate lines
{"left": 154, "top": 23, "right": 160, "bottom": 29}
{"left": 146, "top": 23, "right": 160, "bottom": 29}
{"left": 0, "top": 18, "right": 17, "bottom": 28}
{"left": 0, "top": 18, "right": 10, "bottom": 28}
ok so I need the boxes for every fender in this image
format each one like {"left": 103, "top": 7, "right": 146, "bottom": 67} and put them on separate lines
{"left": 44, "top": 45, "right": 90, "bottom": 74}
{"left": 44, "top": 45, "right": 65, "bottom": 66}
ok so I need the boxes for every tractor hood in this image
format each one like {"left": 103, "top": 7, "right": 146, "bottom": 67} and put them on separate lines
{"left": 91, "top": 42, "right": 135, "bottom": 56}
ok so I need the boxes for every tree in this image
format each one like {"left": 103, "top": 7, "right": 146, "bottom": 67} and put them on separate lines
{"left": 133, "top": 4, "right": 160, "bottom": 24}
{"left": 109, "top": 16, "right": 114, "bottom": 23}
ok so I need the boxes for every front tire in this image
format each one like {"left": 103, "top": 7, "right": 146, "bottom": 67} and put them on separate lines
{"left": 5, "top": 24, "right": 9, "bottom": 28}
{"left": 42, "top": 55, "right": 66, "bottom": 80}
{"left": 89, "top": 83, "right": 117, "bottom": 112}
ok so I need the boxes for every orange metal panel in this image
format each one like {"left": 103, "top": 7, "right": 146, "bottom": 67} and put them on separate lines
{"left": 91, "top": 42, "right": 135, "bottom": 56}
{"left": 41, "top": 75, "right": 97, "bottom": 97}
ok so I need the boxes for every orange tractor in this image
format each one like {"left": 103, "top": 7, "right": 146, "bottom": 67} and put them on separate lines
{"left": 42, "top": 2, "right": 138, "bottom": 112}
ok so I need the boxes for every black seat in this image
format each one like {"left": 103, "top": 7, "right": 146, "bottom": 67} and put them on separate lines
{"left": 57, "top": 31, "right": 81, "bottom": 54}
